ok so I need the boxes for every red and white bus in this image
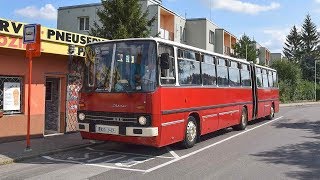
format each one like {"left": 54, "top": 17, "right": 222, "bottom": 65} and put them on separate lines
{"left": 77, "top": 38, "right": 279, "bottom": 148}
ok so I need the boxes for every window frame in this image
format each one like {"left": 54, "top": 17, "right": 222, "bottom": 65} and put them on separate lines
{"left": 0, "top": 76, "right": 24, "bottom": 115}
{"left": 209, "top": 30, "right": 215, "bottom": 44}
{"left": 79, "top": 16, "right": 90, "bottom": 31}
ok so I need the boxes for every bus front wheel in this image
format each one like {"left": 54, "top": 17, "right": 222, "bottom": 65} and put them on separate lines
{"left": 182, "top": 116, "right": 198, "bottom": 148}
{"left": 233, "top": 107, "right": 248, "bottom": 131}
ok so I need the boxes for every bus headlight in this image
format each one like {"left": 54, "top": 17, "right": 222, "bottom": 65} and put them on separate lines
{"left": 78, "top": 113, "right": 85, "bottom": 121}
{"left": 138, "top": 116, "right": 147, "bottom": 125}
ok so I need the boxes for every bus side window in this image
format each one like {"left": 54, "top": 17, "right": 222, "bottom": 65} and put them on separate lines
{"left": 178, "top": 49, "right": 201, "bottom": 85}
{"left": 202, "top": 54, "right": 216, "bottom": 86}
{"left": 217, "top": 57, "right": 229, "bottom": 86}
{"left": 159, "top": 44, "right": 175, "bottom": 85}
{"left": 229, "top": 61, "right": 241, "bottom": 87}
{"left": 241, "top": 64, "right": 251, "bottom": 87}
{"left": 256, "top": 67, "right": 262, "bottom": 88}
{"left": 262, "top": 69, "right": 269, "bottom": 88}
{"left": 273, "top": 71, "right": 278, "bottom": 87}
{"left": 268, "top": 71, "right": 273, "bottom": 88}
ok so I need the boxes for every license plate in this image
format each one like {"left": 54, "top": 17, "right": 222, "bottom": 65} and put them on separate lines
{"left": 95, "top": 125, "right": 119, "bottom": 135}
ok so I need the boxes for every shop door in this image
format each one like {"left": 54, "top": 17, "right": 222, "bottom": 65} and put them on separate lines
{"left": 45, "top": 78, "right": 60, "bottom": 134}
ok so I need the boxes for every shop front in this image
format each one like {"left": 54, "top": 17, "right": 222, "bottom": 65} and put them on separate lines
{"left": 0, "top": 18, "right": 106, "bottom": 142}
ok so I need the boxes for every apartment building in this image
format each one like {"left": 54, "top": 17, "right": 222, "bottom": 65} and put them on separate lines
{"left": 57, "top": 0, "right": 271, "bottom": 61}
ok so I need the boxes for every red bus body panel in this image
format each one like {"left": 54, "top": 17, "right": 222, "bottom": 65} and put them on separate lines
{"left": 79, "top": 84, "right": 278, "bottom": 147}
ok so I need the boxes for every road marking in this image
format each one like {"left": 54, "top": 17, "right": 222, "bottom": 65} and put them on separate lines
{"left": 43, "top": 156, "right": 82, "bottom": 164}
{"left": 85, "top": 164, "right": 146, "bottom": 172}
{"left": 86, "top": 154, "right": 126, "bottom": 163}
{"left": 144, "top": 116, "right": 284, "bottom": 173}
{"left": 166, "top": 147, "right": 180, "bottom": 158}
{"left": 86, "top": 147, "right": 174, "bottom": 159}
{"left": 43, "top": 155, "right": 147, "bottom": 173}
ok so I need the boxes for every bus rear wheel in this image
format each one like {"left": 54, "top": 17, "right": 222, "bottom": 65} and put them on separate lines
{"left": 182, "top": 116, "right": 198, "bottom": 148}
{"left": 233, "top": 107, "right": 248, "bottom": 131}
{"left": 266, "top": 105, "right": 275, "bottom": 120}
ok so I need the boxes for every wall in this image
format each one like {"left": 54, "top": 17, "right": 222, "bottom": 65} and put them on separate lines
{"left": 0, "top": 48, "right": 68, "bottom": 142}
{"left": 57, "top": 4, "right": 102, "bottom": 35}
{"left": 174, "top": 16, "right": 186, "bottom": 44}
{"left": 206, "top": 20, "right": 219, "bottom": 52}
{"left": 215, "top": 29, "right": 224, "bottom": 54}
{"left": 185, "top": 20, "right": 207, "bottom": 50}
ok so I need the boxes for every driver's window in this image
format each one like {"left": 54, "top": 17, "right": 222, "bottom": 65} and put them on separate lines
{"left": 159, "top": 44, "right": 175, "bottom": 85}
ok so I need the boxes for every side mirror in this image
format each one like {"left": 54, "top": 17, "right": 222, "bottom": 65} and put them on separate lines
{"left": 160, "top": 53, "right": 170, "bottom": 69}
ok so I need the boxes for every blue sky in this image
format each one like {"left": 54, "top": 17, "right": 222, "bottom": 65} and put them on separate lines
{"left": 1, "top": 0, "right": 320, "bottom": 53}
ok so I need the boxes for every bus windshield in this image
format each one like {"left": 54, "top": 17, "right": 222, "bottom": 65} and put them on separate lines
{"left": 83, "top": 40, "right": 157, "bottom": 93}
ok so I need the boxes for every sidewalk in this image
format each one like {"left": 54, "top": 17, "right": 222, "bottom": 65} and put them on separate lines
{"left": 0, "top": 132, "right": 101, "bottom": 165}
{"left": 279, "top": 101, "right": 320, "bottom": 107}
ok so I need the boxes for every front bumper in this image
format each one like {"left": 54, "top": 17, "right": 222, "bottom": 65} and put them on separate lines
{"left": 78, "top": 123, "right": 158, "bottom": 137}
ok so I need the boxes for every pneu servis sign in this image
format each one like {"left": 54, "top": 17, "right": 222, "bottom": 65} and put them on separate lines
{"left": 0, "top": 18, "right": 107, "bottom": 57}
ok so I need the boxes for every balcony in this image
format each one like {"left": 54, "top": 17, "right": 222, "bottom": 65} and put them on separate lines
{"left": 159, "top": 28, "right": 174, "bottom": 41}
{"left": 224, "top": 46, "right": 231, "bottom": 55}
{"left": 160, "top": 7, "right": 175, "bottom": 41}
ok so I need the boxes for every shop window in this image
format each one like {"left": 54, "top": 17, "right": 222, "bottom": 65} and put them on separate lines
{"left": 0, "top": 76, "right": 23, "bottom": 114}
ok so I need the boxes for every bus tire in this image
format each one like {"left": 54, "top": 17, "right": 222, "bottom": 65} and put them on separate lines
{"left": 182, "top": 116, "right": 198, "bottom": 148}
{"left": 266, "top": 104, "right": 275, "bottom": 120}
{"left": 233, "top": 107, "right": 248, "bottom": 131}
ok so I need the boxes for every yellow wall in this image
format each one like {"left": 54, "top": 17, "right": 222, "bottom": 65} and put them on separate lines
{"left": 0, "top": 18, "right": 107, "bottom": 57}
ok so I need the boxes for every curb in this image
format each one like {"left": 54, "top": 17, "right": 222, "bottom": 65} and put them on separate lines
{"left": 0, "top": 141, "right": 105, "bottom": 166}
{"left": 280, "top": 101, "right": 320, "bottom": 107}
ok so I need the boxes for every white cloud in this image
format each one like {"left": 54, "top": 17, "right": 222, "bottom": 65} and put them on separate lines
{"left": 260, "top": 27, "right": 291, "bottom": 53}
{"left": 315, "top": 0, "right": 320, "bottom": 3}
{"left": 209, "top": 0, "right": 280, "bottom": 15}
{"left": 14, "top": 4, "right": 57, "bottom": 20}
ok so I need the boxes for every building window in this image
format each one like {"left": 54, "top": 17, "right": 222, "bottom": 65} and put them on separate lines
{"left": 0, "top": 76, "right": 23, "bottom": 114}
{"left": 209, "top": 30, "right": 214, "bottom": 44}
{"left": 79, "top": 17, "right": 89, "bottom": 31}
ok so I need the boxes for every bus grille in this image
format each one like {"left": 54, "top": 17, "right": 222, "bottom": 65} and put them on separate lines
{"left": 78, "top": 111, "right": 148, "bottom": 127}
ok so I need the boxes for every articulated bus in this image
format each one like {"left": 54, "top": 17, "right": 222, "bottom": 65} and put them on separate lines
{"left": 77, "top": 38, "right": 279, "bottom": 148}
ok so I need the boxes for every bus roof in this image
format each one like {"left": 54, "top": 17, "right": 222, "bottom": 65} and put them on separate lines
{"left": 88, "top": 37, "right": 276, "bottom": 70}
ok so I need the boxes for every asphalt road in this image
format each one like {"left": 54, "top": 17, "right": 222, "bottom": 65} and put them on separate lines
{"left": 0, "top": 105, "right": 319, "bottom": 180}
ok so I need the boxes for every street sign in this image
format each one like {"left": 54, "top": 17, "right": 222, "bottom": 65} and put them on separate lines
{"left": 23, "top": 24, "right": 37, "bottom": 44}
{"left": 24, "top": 24, "right": 41, "bottom": 57}
{"left": 23, "top": 24, "right": 41, "bottom": 151}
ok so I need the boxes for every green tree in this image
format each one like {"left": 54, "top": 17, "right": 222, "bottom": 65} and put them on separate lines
{"left": 232, "top": 34, "right": 259, "bottom": 63}
{"left": 90, "top": 0, "right": 156, "bottom": 39}
{"left": 271, "top": 59, "right": 316, "bottom": 102}
{"left": 300, "top": 14, "right": 319, "bottom": 81}
{"left": 283, "top": 25, "right": 302, "bottom": 62}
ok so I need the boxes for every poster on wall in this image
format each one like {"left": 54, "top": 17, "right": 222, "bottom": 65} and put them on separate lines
{"left": 3, "top": 82, "right": 21, "bottom": 111}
